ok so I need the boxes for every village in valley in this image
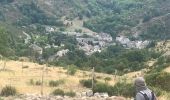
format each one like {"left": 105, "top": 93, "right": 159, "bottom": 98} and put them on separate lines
{"left": 27, "top": 25, "right": 150, "bottom": 61}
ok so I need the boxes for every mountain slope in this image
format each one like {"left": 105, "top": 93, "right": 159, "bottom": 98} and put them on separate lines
{"left": 0, "top": 0, "right": 169, "bottom": 75}
{"left": 0, "top": 0, "right": 170, "bottom": 37}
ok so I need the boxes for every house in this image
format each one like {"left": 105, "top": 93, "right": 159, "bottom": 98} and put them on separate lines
{"left": 116, "top": 35, "right": 149, "bottom": 49}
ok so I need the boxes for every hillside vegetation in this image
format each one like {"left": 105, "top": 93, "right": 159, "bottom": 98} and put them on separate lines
{"left": 0, "top": 0, "right": 169, "bottom": 75}
{"left": 0, "top": 0, "right": 170, "bottom": 99}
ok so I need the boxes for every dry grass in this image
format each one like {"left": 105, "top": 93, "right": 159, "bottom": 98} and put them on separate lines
{"left": 0, "top": 60, "right": 118, "bottom": 95}
{"left": 164, "top": 66, "right": 170, "bottom": 73}
{"left": 0, "top": 60, "right": 169, "bottom": 99}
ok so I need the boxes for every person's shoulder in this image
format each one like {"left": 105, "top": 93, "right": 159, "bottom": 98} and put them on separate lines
{"left": 136, "top": 92, "right": 145, "bottom": 100}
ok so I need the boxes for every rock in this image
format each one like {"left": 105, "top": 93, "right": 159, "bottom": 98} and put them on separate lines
{"left": 81, "top": 92, "right": 87, "bottom": 97}
{"left": 94, "top": 92, "right": 101, "bottom": 98}
{"left": 3, "top": 93, "right": 127, "bottom": 100}
{"left": 14, "top": 99, "right": 23, "bottom": 100}
{"left": 86, "top": 90, "right": 93, "bottom": 97}
{"left": 81, "top": 96, "right": 87, "bottom": 100}
{"left": 106, "top": 96, "right": 126, "bottom": 100}
{"left": 100, "top": 93, "right": 109, "bottom": 98}
{"left": 64, "top": 96, "right": 70, "bottom": 99}
{"left": 55, "top": 96, "right": 63, "bottom": 100}
{"left": 76, "top": 92, "right": 82, "bottom": 97}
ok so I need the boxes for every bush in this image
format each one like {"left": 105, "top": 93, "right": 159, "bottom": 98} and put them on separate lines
{"left": 104, "top": 77, "right": 111, "bottom": 82}
{"left": 52, "top": 89, "right": 64, "bottom": 96}
{"left": 49, "top": 80, "right": 60, "bottom": 87}
{"left": 65, "top": 91, "right": 76, "bottom": 97}
{"left": 35, "top": 80, "right": 42, "bottom": 86}
{"left": 80, "top": 79, "right": 97, "bottom": 88}
{"left": 148, "top": 86, "right": 163, "bottom": 97}
{"left": 112, "top": 82, "right": 135, "bottom": 97}
{"left": 1, "top": 86, "right": 17, "bottom": 97}
{"left": 29, "top": 79, "right": 34, "bottom": 85}
{"left": 75, "top": 29, "right": 82, "bottom": 33}
{"left": 145, "top": 72, "right": 170, "bottom": 92}
{"left": 94, "top": 82, "right": 112, "bottom": 94}
{"left": 94, "top": 82, "right": 135, "bottom": 97}
{"left": 49, "top": 79, "right": 65, "bottom": 87}
{"left": 22, "top": 65, "right": 29, "bottom": 69}
{"left": 80, "top": 78, "right": 134, "bottom": 97}
{"left": 67, "top": 65, "right": 77, "bottom": 75}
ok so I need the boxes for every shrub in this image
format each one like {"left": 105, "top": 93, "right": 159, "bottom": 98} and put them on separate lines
{"left": 52, "top": 89, "right": 64, "bottom": 96}
{"left": 94, "top": 82, "right": 112, "bottom": 95}
{"left": 65, "top": 91, "right": 76, "bottom": 97}
{"left": 67, "top": 65, "right": 77, "bottom": 75}
{"left": 80, "top": 79, "right": 97, "bottom": 88}
{"left": 59, "top": 27, "right": 66, "bottom": 31}
{"left": 104, "top": 77, "right": 111, "bottom": 83}
{"left": 22, "top": 65, "right": 29, "bottom": 69}
{"left": 49, "top": 79, "right": 65, "bottom": 87}
{"left": 1, "top": 86, "right": 17, "bottom": 97}
{"left": 112, "top": 82, "right": 135, "bottom": 97}
{"left": 80, "top": 78, "right": 135, "bottom": 97}
{"left": 35, "top": 80, "right": 42, "bottom": 86}
{"left": 148, "top": 86, "right": 163, "bottom": 97}
{"left": 49, "top": 80, "right": 59, "bottom": 87}
{"left": 96, "top": 76, "right": 102, "bottom": 79}
{"left": 29, "top": 79, "right": 34, "bottom": 85}
{"left": 94, "top": 82, "right": 135, "bottom": 97}
{"left": 75, "top": 29, "right": 82, "bottom": 33}
{"left": 145, "top": 72, "right": 170, "bottom": 92}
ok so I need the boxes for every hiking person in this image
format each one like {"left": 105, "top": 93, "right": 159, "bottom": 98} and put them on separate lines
{"left": 134, "top": 77, "right": 157, "bottom": 100}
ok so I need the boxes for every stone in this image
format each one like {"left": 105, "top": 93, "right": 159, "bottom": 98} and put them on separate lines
{"left": 106, "top": 96, "right": 126, "bottom": 100}
{"left": 64, "top": 96, "right": 70, "bottom": 99}
{"left": 76, "top": 92, "right": 82, "bottom": 97}
{"left": 94, "top": 92, "right": 101, "bottom": 98}
{"left": 100, "top": 93, "right": 109, "bottom": 98}
{"left": 81, "top": 92, "right": 87, "bottom": 97}
{"left": 86, "top": 90, "right": 93, "bottom": 97}
{"left": 57, "top": 96, "right": 64, "bottom": 100}
{"left": 14, "top": 99, "right": 23, "bottom": 100}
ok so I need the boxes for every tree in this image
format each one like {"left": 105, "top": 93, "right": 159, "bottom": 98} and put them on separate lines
{"left": 0, "top": 28, "right": 14, "bottom": 57}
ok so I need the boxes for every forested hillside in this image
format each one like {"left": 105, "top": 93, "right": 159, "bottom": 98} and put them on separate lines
{"left": 1, "top": 0, "right": 170, "bottom": 99}
{"left": 0, "top": 0, "right": 169, "bottom": 74}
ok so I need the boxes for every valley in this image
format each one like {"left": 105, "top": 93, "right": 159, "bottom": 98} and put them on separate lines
{"left": 0, "top": 0, "right": 170, "bottom": 99}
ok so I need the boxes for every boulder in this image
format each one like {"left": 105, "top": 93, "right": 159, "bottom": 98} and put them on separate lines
{"left": 86, "top": 90, "right": 93, "bottom": 97}
{"left": 81, "top": 92, "right": 87, "bottom": 97}
{"left": 100, "top": 93, "right": 109, "bottom": 98}
{"left": 94, "top": 92, "right": 101, "bottom": 98}
{"left": 76, "top": 92, "right": 81, "bottom": 97}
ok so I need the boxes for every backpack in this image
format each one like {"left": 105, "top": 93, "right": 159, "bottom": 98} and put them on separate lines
{"left": 139, "top": 91, "right": 155, "bottom": 100}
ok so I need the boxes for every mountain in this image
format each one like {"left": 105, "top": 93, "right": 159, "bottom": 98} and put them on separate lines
{"left": 1, "top": 0, "right": 170, "bottom": 99}
{"left": 0, "top": 0, "right": 170, "bottom": 74}
{"left": 0, "top": 0, "right": 170, "bottom": 36}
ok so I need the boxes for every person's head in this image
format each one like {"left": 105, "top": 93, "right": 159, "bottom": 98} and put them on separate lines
{"left": 134, "top": 77, "right": 147, "bottom": 92}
